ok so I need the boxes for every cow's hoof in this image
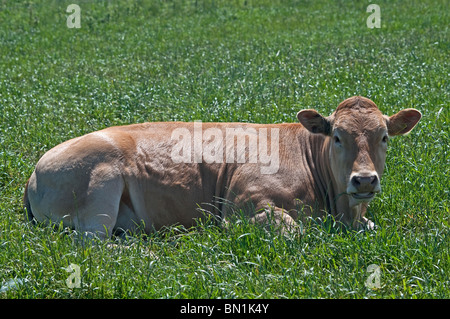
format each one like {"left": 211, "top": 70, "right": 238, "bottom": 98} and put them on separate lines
{"left": 363, "top": 217, "right": 375, "bottom": 230}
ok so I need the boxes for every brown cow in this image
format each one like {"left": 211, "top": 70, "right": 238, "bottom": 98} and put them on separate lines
{"left": 24, "top": 96, "right": 421, "bottom": 237}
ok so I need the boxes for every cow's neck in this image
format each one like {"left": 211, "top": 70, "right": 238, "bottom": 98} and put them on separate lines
{"left": 310, "top": 133, "right": 338, "bottom": 215}
{"left": 312, "top": 133, "right": 367, "bottom": 227}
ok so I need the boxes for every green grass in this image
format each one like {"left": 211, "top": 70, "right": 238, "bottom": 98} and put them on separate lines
{"left": 0, "top": 0, "right": 448, "bottom": 298}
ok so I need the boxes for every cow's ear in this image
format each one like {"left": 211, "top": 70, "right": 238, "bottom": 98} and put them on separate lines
{"left": 297, "top": 110, "right": 331, "bottom": 135}
{"left": 386, "top": 108, "right": 422, "bottom": 136}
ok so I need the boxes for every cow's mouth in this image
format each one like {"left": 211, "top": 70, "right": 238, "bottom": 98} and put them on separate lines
{"left": 351, "top": 192, "right": 375, "bottom": 200}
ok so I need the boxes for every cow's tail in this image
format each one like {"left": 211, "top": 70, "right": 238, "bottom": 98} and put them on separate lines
{"left": 23, "top": 179, "right": 36, "bottom": 225}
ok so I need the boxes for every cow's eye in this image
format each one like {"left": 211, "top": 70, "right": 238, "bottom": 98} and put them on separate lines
{"left": 382, "top": 135, "right": 389, "bottom": 143}
{"left": 334, "top": 136, "right": 341, "bottom": 144}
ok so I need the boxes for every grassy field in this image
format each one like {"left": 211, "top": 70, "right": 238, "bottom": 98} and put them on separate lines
{"left": 0, "top": 0, "right": 448, "bottom": 299}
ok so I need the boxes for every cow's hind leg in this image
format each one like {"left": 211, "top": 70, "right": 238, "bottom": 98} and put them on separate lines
{"left": 68, "top": 179, "right": 124, "bottom": 239}
{"left": 28, "top": 169, "right": 124, "bottom": 240}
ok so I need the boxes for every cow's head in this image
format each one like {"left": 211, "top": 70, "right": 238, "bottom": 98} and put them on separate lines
{"left": 297, "top": 96, "right": 421, "bottom": 220}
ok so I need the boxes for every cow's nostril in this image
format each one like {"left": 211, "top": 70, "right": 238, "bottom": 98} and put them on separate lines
{"left": 352, "top": 174, "right": 378, "bottom": 188}
{"left": 370, "top": 175, "right": 378, "bottom": 185}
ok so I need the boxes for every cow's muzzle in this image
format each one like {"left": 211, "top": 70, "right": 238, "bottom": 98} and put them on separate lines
{"left": 347, "top": 172, "right": 381, "bottom": 201}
